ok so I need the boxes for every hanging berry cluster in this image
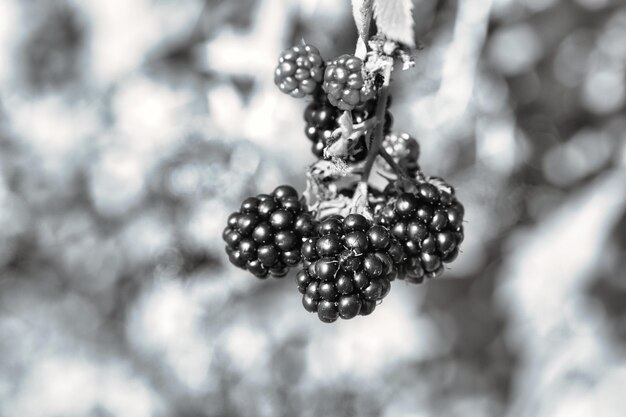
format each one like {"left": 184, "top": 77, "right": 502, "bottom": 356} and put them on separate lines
{"left": 223, "top": 18, "right": 465, "bottom": 323}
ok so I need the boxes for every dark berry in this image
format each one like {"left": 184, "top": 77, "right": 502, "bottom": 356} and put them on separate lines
{"left": 359, "top": 299, "right": 376, "bottom": 316}
{"left": 239, "top": 239, "right": 257, "bottom": 261}
{"left": 273, "top": 185, "right": 298, "bottom": 200}
{"left": 257, "top": 244, "right": 279, "bottom": 266}
{"left": 306, "top": 281, "right": 320, "bottom": 299}
{"left": 224, "top": 185, "right": 311, "bottom": 278}
{"left": 303, "top": 295, "right": 319, "bottom": 312}
{"left": 282, "top": 250, "right": 301, "bottom": 266}
{"left": 353, "top": 270, "right": 370, "bottom": 290}
{"left": 302, "top": 238, "right": 318, "bottom": 261}
{"left": 270, "top": 210, "right": 294, "bottom": 230}
{"left": 344, "top": 231, "right": 369, "bottom": 253}
{"left": 275, "top": 230, "right": 299, "bottom": 251}
{"left": 319, "top": 282, "right": 338, "bottom": 301}
{"left": 373, "top": 178, "right": 465, "bottom": 282}
{"left": 315, "top": 259, "right": 339, "bottom": 281}
{"left": 227, "top": 248, "right": 246, "bottom": 269}
{"left": 368, "top": 226, "right": 391, "bottom": 250}
{"left": 336, "top": 271, "right": 355, "bottom": 294}
{"left": 295, "top": 214, "right": 316, "bottom": 237}
{"left": 227, "top": 213, "right": 239, "bottom": 228}
{"left": 224, "top": 230, "right": 242, "bottom": 249}
{"left": 247, "top": 260, "right": 268, "bottom": 278}
{"left": 292, "top": 214, "right": 398, "bottom": 321}
{"left": 296, "top": 270, "right": 311, "bottom": 293}
{"left": 317, "top": 301, "right": 339, "bottom": 323}
{"left": 338, "top": 295, "right": 361, "bottom": 319}
{"left": 237, "top": 213, "right": 259, "bottom": 235}
{"left": 343, "top": 214, "right": 369, "bottom": 232}
{"left": 316, "top": 235, "right": 342, "bottom": 257}
{"left": 241, "top": 197, "right": 259, "bottom": 213}
{"left": 395, "top": 194, "right": 417, "bottom": 217}
{"left": 252, "top": 222, "right": 273, "bottom": 244}
{"left": 318, "top": 217, "right": 343, "bottom": 235}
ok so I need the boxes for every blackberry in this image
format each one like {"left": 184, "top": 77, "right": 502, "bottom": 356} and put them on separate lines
{"left": 223, "top": 185, "right": 315, "bottom": 278}
{"left": 274, "top": 43, "right": 324, "bottom": 98}
{"left": 382, "top": 132, "right": 420, "bottom": 177}
{"left": 375, "top": 178, "right": 465, "bottom": 283}
{"left": 323, "top": 54, "right": 375, "bottom": 111}
{"left": 304, "top": 95, "right": 367, "bottom": 162}
{"left": 295, "top": 214, "right": 400, "bottom": 322}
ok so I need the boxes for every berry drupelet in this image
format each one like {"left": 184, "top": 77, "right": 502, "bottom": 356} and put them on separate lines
{"left": 322, "top": 54, "right": 375, "bottom": 111}
{"left": 375, "top": 178, "right": 465, "bottom": 284}
{"left": 274, "top": 43, "right": 325, "bottom": 98}
{"left": 295, "top": 214, "right": 403, "bottom": 322}
{"left": 223, "top": 185, "right": 316, "bottom": 278}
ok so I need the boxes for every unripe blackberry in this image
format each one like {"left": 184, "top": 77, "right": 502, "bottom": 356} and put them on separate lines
{"left": 375, "top": 178, "right": 465, "bottom": 283}
{"left": 323, "top": 54, "right": 375, "bottom": 111}
{"left": 381, "top": 132, "right": 421, "bottom": 177}
{"left": 275, "top": 43, "right": 325, "bottom": 98}
{"left": 295, "top": 214, "right": 399, "bottom": 322}
{"left": 223, "top": 185, "right": 315, "bottom": 278}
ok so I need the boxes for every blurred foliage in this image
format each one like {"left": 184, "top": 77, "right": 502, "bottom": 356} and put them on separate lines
{"left": 0, "top": 0, "right": 625, "bottom": 416}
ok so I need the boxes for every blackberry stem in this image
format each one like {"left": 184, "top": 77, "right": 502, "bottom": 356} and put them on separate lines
{"left": 360, "top": 84, "right": 390, "bottom": 183}
{"left": 378, "top": 147, "right": 410, "bottom": 179}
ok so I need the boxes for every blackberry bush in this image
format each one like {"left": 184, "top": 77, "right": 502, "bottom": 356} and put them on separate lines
{"left": 295, "top": 214, "right": 404, "bottom": 322}
{"left": 375, "top": 178, "right": 465, "bottom": 283}
{"left": 223, "top": 185, "right": 316, "bottom": 278}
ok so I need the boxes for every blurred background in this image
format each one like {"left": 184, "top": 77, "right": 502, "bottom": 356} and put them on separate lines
{"left": 0, "top": 0, "right": 625, "bottom": 416}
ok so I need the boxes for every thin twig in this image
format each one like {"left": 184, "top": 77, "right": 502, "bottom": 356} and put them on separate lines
{"left": 361, "top": 85, "right": 390, "bottom": 183}
{"left": 378, "top": 147, "right": 409, "bottom": 179}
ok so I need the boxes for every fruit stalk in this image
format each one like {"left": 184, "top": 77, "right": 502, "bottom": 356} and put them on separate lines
{"left": 360, "top": 82, "right": 390, "bottom": 184}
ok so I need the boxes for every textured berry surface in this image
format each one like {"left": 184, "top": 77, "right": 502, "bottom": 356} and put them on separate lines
{"left": 322, "top": 54, "right": 375, "bottom": 111}
{"left": 375, "top": 178, "right": 465, "bottom": 283}
{"left": 296, "top": 214, "right": 397, "bottom": 322}
{"left": 382, "top": 132, "right": 420, "bottom": 177}
{"left": 274, "top": 43, "right": 324, "bottom": 98}
{"left": 223, "top": 185, "right": 315, "bottom": 278}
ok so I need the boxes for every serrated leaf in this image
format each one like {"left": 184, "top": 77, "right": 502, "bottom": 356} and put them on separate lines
{"left": 373, "top": 0, "right": 415, "bottom": 48}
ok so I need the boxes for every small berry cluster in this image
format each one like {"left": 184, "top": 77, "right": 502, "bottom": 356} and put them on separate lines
{"left": 223, "top": 41, "right": 467, "bottom": 323}
{"left": 296, "top": 214, "right": 404, "bottom": 322}
{"left": 223, "top": 185, "right": 315, "bottom": 278}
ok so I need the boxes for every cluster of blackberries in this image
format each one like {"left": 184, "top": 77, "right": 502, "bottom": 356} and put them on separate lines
{"left": 223, "top": 43, "right": 468, "bottom": 323}
{"left": 275, "top": 43, "right": 385, "bottom": 162}
{"left": 296, "top": 214, "right": 403, "bottom": 322}
{"left": 222, "top": 185, "right": 315, "bottom": 279}
{"left": 375, "top": 179, "right": 465, "bottom": 284}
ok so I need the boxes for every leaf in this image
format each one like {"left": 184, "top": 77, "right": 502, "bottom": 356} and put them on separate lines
{"left": 373, "top": 0, "right": 415, "bottom": 48}
{"left": 351, "top": 0, "right": 374, "bottom": 41}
